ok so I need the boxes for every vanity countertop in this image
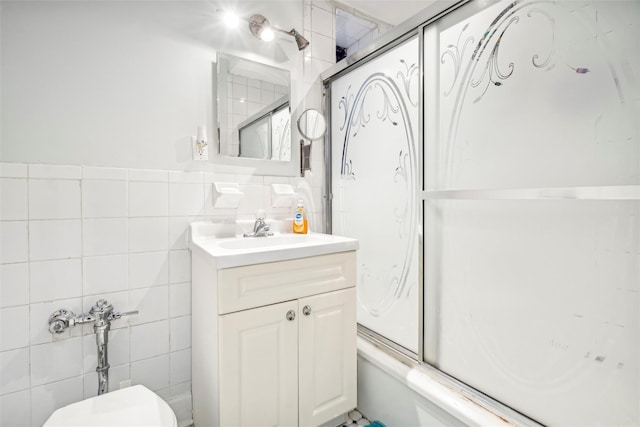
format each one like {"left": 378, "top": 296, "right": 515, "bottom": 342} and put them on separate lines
{"left": 189, "top": 222, "right": 358, "bottom": 269}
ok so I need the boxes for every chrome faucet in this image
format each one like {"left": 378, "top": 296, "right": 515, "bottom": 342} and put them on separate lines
{"left": 244, "top": 210, "right": 273, "bottom": 237}
{"left": 48, "top": 299, "right": 138, "bottom": 395}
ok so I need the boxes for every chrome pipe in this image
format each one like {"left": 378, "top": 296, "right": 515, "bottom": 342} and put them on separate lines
{"left": 95, "top": 321, "right": 111, "bottom": 395}
{"left": 48, "top": 299, "right": 138, "bottom": 396}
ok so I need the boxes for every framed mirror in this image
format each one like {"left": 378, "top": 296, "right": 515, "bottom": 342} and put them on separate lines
{"left": 215, "top": 52, "right": 297, "bottom": 176}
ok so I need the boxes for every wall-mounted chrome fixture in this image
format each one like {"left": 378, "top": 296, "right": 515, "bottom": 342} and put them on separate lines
{"left": 283, "top": 28, "right": 310, "bottom": 51}
{"left": 223, "top": 10, "right": 310, "bottom": 51}
{"left": 248, "top": 14, "right": 274, "bottom": 42}
{"left": 248, "top": 14, "right": 309, "bottom": 50}
{"left": 300, "top": 139, "right": 312, "bottom": 177}
{"left": 49, "top": 299, "right": 138, "bottom": 396}
{"left": 297, "top": 109, "right": 327, "bottom": 176}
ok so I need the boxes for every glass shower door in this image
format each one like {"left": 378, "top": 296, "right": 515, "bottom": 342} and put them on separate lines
{"left": 329, "top": 36, "right": 421, "bottom": 354}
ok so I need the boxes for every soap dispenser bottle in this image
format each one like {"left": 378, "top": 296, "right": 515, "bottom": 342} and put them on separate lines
{"left": 293, "top": 200, "right": 308, "bottom": 234}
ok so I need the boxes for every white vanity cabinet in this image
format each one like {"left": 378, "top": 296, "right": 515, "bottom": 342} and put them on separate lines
{"left": 191, "top": 248, "right": 357, "bottom": 427}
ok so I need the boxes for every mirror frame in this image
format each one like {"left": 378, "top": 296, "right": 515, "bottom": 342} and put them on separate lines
{"left": 212, "top": 52, "right": 299, "bottom": 177}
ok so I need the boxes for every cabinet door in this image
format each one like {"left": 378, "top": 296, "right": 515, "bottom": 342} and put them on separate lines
{"left": 220, "top": 300, "right": 299, "bottom": 427}
{"left": 298, "top": 288, "right": 357, "bottom": 427}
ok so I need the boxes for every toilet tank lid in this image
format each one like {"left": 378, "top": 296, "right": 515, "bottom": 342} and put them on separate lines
{"left": 43, "top": 385, "right": 177, "bottom": 427}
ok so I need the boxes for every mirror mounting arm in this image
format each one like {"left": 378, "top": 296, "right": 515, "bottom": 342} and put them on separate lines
{"left": 300, "top": 139, "right": 312, "bottom": 177}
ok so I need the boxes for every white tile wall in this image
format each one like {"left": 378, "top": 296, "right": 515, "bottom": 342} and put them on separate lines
{"left": 129, "top": 285, "right": 169, "bottom": 324}
{"left": 1, "top": 221, "right": 29, "bottom": 263}
{"left": 128, "top": 217, "right": 169, "bottom": 253}
{"left": 0, "top": 263, "right": 29, "bottom": 308}
{"left": 169, "top": 217, "right": 194, "bottom": 250}
{"left": 1, "top": 178, "right": 28, "bottom": 220}
{"left": 0, "top": 306, "right": 30, "bottom": 351}
{"left": 0, "top": 163, "right": 28, "bottom": 178}
{"left": 312, "top": 5, "right": 334, "bottom": 38}
{"left": 82, "top": 166, "right": 128, "bottom": 181}
{"left": 82, "top": 180, "right": 128, "bottom": 218}
{"left": 131, "top": 320, "right": 170, "bottom": 361}
{"left": 311, "top": 32, "right": 335, "bottom": 63}
{"left": 169, "top": 282, "right": 191, "bottom": 317}
{"left": 170, "top": 349, "right": 191, "bottom": 385}
{"left": 169, "top": 250, "right": 191, "bottom": 284}
{"left": 169, "top": 183, "right": 205, "bottom": 216}
{"left": 29, "top": 220, "right": 82, "bottom": 261}
{"left": 129, "top": 181, "right": 168, "bottom": 217}
{"left": 1, "top": 156, "right": 309, "bottom": 425}
{"left": 28, "top": 179, "right": 81, "bottom": 220}
{"left": 128, "top": 169, "right": 168, "bottom": 182}
{"left": 30, "top": 337, "right": 84, "bottom": 387}
{"left": 0, "top": 347, "right": 30, "bottom": 394}
{"left": 129, "top": 252, "right": 169, "bottom": 289}
{"left": 83, "top": 255, "right": 129, "bottom": 295}
{"left": 169, "top": 315, "right": 191, "bottom": 352}
{"left": 30, "top": 259, "right": 82, "bottom": 303}
{"left": 28, "top": 164, "right": 80, "bottom": 180}
{"left": 0, "top": 389, "right": 30, "bottom": 427}
{"left": 131, "top": 354, "right": 170, "bottom": 391}
{"left": 83, "top": 218, "right": 128, "bottom": 256}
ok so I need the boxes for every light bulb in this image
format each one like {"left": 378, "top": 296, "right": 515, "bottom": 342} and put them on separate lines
{"left": 260, "top": 27, "right": 274, "bottom": 42}
{"left": 224, "top": 11, "right": 239, "bottom": 28}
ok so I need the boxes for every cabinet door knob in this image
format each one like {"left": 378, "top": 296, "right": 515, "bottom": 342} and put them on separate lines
{"left": 286, "top": 310, "right": 296, "bottom": 321}
{"left": 302, "top": 305, "right": 311, "bottom": 316}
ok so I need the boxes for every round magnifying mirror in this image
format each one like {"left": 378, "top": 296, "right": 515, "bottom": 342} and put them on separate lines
{"left": 297, "top": 109, "right": 327, "bottom": 140}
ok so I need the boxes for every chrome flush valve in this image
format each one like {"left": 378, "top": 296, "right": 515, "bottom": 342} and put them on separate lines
{"left": 47, "top": 299, "right": 138, "bottom": 396}
{"left": 48, "top": 299, "right": 138, "bottom": 334}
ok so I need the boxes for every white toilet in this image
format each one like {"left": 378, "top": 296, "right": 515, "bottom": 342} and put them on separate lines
{"left": 43, "top": 385, "right": 177, "bottom": 426}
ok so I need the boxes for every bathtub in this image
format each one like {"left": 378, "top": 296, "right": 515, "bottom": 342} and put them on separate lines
{"left": 356, "top": 337, "right": 541, "bottom": 427}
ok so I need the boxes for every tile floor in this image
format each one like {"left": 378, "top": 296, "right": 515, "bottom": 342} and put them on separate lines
{"left": 340, "top": 409, "right": 377, "bottom": 427}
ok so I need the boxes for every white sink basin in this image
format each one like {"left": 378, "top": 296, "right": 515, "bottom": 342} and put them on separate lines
{"left": 189, "top": 222, "right": 358, "bottom": 268}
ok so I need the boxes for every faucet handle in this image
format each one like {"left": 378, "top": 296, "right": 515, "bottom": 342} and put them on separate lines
{"left": 111, "top": 310, "right": 139, "bottom": 320}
